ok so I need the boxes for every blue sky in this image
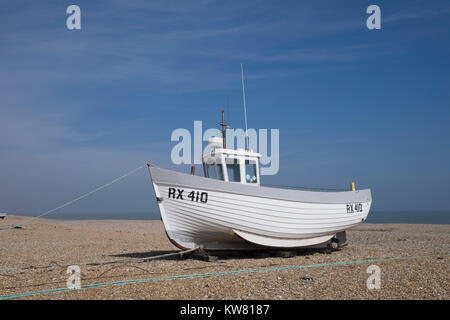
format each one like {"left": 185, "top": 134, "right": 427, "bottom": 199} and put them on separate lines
{"left": 0, "top": 0, "right": 449, "bottom": 219}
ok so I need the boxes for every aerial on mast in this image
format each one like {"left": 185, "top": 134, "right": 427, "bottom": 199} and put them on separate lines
{"left": 240, "top": 63, "right": 249, "bottom": 150}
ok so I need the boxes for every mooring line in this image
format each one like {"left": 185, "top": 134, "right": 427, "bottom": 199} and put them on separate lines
{"left": 0, "top": 247, "right": 199, "bottom": 273}
{"left": 0, "top": 164, "right": 146, "bottom": 232}
{"left": 1, "top": 253, "right": 447, "bottom": 300}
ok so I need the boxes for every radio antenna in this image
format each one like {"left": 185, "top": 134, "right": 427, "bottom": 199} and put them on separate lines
{"left": 240, "top": 63, "right": 249, "bottom": 150}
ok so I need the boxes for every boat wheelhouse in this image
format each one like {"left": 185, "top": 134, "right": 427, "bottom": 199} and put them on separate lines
{"left": 202, "top": 137, "right": 261, "bottom": 186}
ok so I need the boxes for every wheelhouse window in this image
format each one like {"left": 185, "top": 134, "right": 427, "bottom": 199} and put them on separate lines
{"left": 226, "top": 158, "right": 241, "bottom": 182}
{"left": 216, "top": 163, "right": 224, "bottom": 180}
{"left": 204, "top": 160, "right": 224, "bottom": 181}
{"left": 206, "top": 163, "right": 216, "bottom": 179}
{"left": 245, "top": 160, "right": 257, "bottom": 183}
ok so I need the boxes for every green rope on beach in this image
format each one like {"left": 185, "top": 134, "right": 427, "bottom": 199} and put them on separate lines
{"left": 1, "top": 253, "right": 448, "bottom": 300}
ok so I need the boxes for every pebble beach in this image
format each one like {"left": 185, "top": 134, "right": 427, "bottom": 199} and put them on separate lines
{"left": 0, "top": 215, "right": 448, "bottom": 300}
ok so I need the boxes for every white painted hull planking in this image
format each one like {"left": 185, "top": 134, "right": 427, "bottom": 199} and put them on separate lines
{"left": 148, "top": 166, "right": 372, "bottom": 250}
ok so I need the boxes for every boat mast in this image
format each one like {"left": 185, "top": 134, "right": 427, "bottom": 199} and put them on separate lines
{"left": 220, "top": 109, "right": 227, "bottom": 149}
{"left": 240, "top": 63, "right": 249, "bottom": 150}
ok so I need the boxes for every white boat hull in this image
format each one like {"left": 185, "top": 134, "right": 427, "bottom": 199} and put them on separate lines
{"left": 148, "top": 166, "right": 372, "bottom": 250}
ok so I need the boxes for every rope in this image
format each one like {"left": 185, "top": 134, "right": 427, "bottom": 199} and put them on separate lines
{"left": 95, "top": 264, "right": 159, "bottom": 279}
{"left": 0, "top": 164, "right": 146, "bottom": 232}
{"left": 0, "top": 253, "right": 447, "bottom": 300}
{"left": 0, "top": 247, "right": 200, "bottom": 273}
{"left": 85, "top": 247, "right": 200, "bottom": 267}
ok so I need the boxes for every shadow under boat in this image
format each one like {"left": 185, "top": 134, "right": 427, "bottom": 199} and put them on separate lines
{"left": 108, "top": 246, "right": 340, "bottom": 262}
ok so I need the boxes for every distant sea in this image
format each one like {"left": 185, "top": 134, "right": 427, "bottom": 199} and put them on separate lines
{"left": 365, "top": 211, "right": 450, "bottom": 224}
{"left": 8, "top": 211, "right": 450, "bottom": 224}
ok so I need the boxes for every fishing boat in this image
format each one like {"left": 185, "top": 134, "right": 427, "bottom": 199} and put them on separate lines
{"left": 147, "top": 66, "right": 372, "bottom": 251}
{"left": 147, "top": 114, "right": 371, "bottom": 250}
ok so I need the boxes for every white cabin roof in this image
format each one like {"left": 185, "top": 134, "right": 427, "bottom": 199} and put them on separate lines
{"left": 203, "top": 137, "right": 261, "bottom": 161}
{"left": 203, "top": 147, "right": 261, "bottom": 159}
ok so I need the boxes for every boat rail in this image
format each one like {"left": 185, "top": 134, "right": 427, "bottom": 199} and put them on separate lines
{"left": 261, "top": 184, "right": 349, "bottom": 192}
